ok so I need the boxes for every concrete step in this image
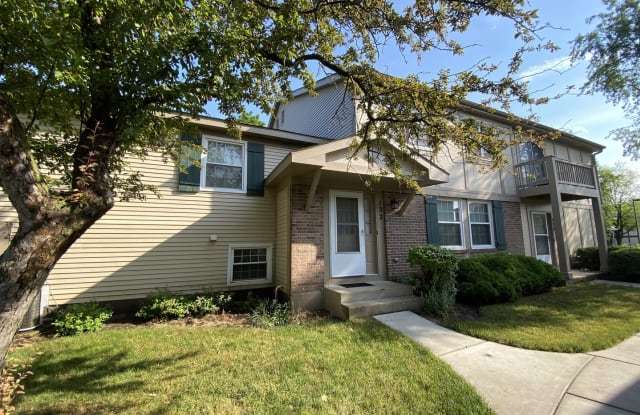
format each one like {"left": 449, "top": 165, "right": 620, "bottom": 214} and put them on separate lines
{"left": 325, "top": 280, "right": 414, "bottom": 303}
{"left": 343, "top": 296, "right": 423, "bottom": 320}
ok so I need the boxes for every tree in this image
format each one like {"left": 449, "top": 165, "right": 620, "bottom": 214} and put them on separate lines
{"left": 0, "top": 0, "right": 553, "bottom": 366}
{"left": 572, "top": 0, "right": 640, "bottom": 159}
{"left": 598, "top": 163, "right": 639, "bottom": 244}
{"left": 237, "top": 110, "right": 266, "bottom": 127}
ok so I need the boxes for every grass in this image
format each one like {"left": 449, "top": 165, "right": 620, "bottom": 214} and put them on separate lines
{"left": 8, "top": 319, "right": 492, "bottom": 415}
{"left": 445, "top": 283, "right": 640, "bottom": 353}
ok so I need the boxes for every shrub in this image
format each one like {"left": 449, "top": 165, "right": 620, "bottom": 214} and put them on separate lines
{"left": 135, "top": 292, "right": 232, "bottom": 321}
{"left": 573, "top": 247, "right": 600, "bottom": 271}
{"left": 407, "top": 245, "right": 459, "bottom": 317}
{"left": 609, "top": 245, "right": 640, "bottom": 282}
{"left": 249, "top": 299, "right": 290, "bottom": 328}
{"left": 189, "top": 296, "right": 220, "bottom": 317}
{"left": 52, "top": 302, "right": 112, "bottom": 336}
{"left": 211, "top": 292, "right": 233, "bottom": 311}
{"left": 456, "top": 253, "right": 565, "bottom": 306}
{"left": 136, "top": 294, "right": 192, "bottom": 321}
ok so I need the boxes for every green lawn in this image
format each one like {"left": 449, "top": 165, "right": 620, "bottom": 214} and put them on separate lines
{"left": 445, "top": 283, "right": 640, "bottom": 353}
{"left": 8, "top": 319, "right": 492, "bottom": 415}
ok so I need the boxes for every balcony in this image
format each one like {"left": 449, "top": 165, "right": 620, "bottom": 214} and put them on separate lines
{"left": 514, "top": 156, "right": 600, "bottom": 199}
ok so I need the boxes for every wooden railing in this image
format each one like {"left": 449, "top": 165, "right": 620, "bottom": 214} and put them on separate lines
{"left": 515, "top": 157, "right": 550, "bottom": 188}
{"left": 554, "top": 159, "right": 596, "bottom": 187}
{"left": 514, "top": 156, "right": 597, "bottom": 190}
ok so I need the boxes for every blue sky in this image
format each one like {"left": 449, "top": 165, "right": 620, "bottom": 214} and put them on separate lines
{"left": 206, "top": 0, "right": 637, "bottom": 169}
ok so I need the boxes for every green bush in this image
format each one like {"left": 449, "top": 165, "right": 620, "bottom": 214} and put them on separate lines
{"left": 609, "top": 245, "right": 640, "bottom": 282}
{"left": 135, "top": 292, "right": 233, "bottom": 321}
{"left": 189, "top": 296, "right": 220, "bottom": 317}
{"left": 407, "top": 245, "right": 459, "bottom": 317}
{"left": 52, "top": 302, "right": 112, "bottom": 336}
{"left": 136, "top": 294, "right": 191, "bottom": 321}
{"left": 456, "top": 253, "right": 565, "bottom": 306}
{"left": 249, "top": 300, "right": 290, "bottom": 328}
{"left": 573, "top": 247, "right": 600, "bottom": 271}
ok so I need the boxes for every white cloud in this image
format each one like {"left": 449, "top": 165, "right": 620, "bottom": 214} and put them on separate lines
{"left": 517, "top": 56, "right": 573, "bottom": 80}
{"left": 561, "top": 124, "right": 590, "bottom": 136}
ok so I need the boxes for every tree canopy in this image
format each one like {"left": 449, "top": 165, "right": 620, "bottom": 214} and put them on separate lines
{"left": 0, "top": 0, "right": 556, "bottom": 366}
{"left": 598, "top": 163, "right": 639, "bottom": 244}
{"left": 573, "top": 0, "right": 640, "bottom": 159}
{"left": 237, "top": 110, "right": 266, "bottom": 127}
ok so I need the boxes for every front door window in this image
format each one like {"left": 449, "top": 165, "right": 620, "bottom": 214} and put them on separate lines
{"left": 532, "top": 212, "right": 552, "bottom": 264}
{"left": 336, "top": 197, "right": 360, "bottom": 253}
{"left": 330, "top": 191, "right": 366, "bottom": 277}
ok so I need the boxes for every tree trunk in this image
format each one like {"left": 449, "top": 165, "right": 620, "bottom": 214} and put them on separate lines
{"left": 0, "top": 206, "right": 110, "bottom": 367}
{"left": 615, "top": 206, "right": 624, "bottom": 245}
{"left": 0, "top": 95, "right": 115, "bottom": 368}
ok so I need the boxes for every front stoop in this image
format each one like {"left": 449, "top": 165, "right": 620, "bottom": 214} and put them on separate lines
{"left": 324, "top": 280, "right": 422, "bottom": 320}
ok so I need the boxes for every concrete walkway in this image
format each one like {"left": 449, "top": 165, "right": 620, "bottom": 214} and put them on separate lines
{"left": 375, "top": 311, "right": 640, "bottom": 415}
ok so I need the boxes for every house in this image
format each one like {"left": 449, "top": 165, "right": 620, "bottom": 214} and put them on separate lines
{"left": 0, "top": 75, "right": 608, "bottom": 320}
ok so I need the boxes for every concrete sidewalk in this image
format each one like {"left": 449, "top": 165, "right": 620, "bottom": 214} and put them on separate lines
{"left": 375, "top": 311, "right": 640, "bottom": 415}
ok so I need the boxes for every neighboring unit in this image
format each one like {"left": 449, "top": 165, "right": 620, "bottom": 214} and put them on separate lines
{"left": 0, "top": 75, "right": 608, "bottom": 319}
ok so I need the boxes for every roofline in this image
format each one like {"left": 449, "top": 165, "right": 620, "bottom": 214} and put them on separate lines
{"left": 458, "top": 100, "right": 605, "bottom": 152}
{"left": 168, "top": 112, "right": 329, "bottom": 145}
{"left": 268, "top": 74, "right": 605, "bottom": 152}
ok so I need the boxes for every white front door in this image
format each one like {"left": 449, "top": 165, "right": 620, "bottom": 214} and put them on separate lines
{"left": 330, "top": 190, "right": 366, "bottom": 277}
{"left": 531, "top": 212, "right": 552, "bottom": 264}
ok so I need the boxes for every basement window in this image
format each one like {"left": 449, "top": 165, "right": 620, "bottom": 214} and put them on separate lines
{"left": 227, "top": 245, "right": 272, "bottom": 285}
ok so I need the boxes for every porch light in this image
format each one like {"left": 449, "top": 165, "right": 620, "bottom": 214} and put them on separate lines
{"left": 390, "top": 198, "right": 400, "bottom": 210}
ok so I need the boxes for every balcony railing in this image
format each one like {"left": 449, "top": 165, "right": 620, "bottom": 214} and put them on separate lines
{"left": 515, "top": 156, "right": 597, "bottom": 191}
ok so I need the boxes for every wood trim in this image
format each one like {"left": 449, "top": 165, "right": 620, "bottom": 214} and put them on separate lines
{"left": 305, "top": 170, "right": 322, "bottom": 212}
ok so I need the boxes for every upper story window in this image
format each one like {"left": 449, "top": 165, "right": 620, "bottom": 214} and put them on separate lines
{"left": 518, "top": 142, "right": 544, "bottom": 163}
{"left": 469, "top": 202, "right": 494, "bottom": 249}
{"left": 470, "top": 145, "right": 491, "bottom": 160}
{"left": 437, "top": 199, "right": 464, "bottom": 250}
{"left": 201, "top": 136, "right": 246, "bottom": 192}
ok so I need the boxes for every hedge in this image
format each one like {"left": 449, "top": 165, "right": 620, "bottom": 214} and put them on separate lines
{"left": 608, "top": 245, "right": 640, "bottom": 282}
{"left": 456, "top": 253, "right": 565, "bottom": 306}
{"left": 572, "top": 247, "right": 600, "bottom": 271}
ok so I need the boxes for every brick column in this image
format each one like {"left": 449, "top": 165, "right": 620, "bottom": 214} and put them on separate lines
{"left": 290, "top": 184, "right": 325, "bottom": 309}
{"left": 503, "top": 201, "right": 525, "bottom": 255}
{"left": 383, "top": 193, "right": 427, "bottom": 280}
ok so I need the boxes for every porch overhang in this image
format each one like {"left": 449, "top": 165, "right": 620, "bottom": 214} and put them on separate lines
{"left": 265, "top": 137, "right": 449, "bottom": 191}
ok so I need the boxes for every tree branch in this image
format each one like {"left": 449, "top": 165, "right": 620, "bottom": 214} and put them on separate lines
{"left": 0, "top": 94, "right": 51, "bottom": 227}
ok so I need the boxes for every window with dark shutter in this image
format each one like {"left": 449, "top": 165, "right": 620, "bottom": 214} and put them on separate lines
{"left": 425, "top": 196, "right": 440, "bottom": 245}
{"left": 492, "top": 200, "right": 507, "bottom": 250}
{"left": 246, "top": 142, "right": 265, "bottom": 196}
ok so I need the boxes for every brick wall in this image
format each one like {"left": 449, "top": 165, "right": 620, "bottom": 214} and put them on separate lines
{"left": 290, "top": 184, "right": 325, "bottom": 296}
{"left": 383, "top": 193, "right": 427, "bottom": 280}
{"left": 503, "top": 201, "right": 525, "bottom": 254}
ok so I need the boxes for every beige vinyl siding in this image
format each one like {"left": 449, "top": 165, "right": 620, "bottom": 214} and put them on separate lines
{"left": 563, "top": 200, "right": 597, "bottom": 256}
{"left": 0, "top": 135, "right": 303, "bottom": 305}
{"left": 275, "top": 184, "right": 291, "bottom": 293}
{"left": 430, "top": 117, "right": 519, "bottom": 199}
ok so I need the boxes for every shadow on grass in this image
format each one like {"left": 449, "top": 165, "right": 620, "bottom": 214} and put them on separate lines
{"left": 15, "top": 343, "right": 200, "bottom": 414}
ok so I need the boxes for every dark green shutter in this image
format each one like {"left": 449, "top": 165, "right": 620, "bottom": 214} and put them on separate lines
{"left": 246, "top": 142, "right": 265, "bottom": 196}
{"left": 492, "top": 200, "right": 506, "bottom": 250}
{"left": 178, "top": 132, "right": 202, "bottom": 193}
{"left": 425, "top": 196, "right": 440, "bottom": 245}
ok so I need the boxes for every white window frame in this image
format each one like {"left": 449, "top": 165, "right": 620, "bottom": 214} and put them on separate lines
{"left": 468, "top": 201, "right": 495, "bottom": 250}
{"left": 200, "top": 135, "right": 247, "bottom": 193}
{"left": 227, "top": 243, "right": 273, "bottom": 285}
{"left": 437, "top": 198, "right": 465, "bottom": 251}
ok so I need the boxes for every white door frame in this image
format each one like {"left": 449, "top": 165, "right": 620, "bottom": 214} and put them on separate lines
{"left": 531, "top": 211, "right": 552, "bottom": 264}
{"left": 329, "top": 190, "right": 366, "bottom": 277}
